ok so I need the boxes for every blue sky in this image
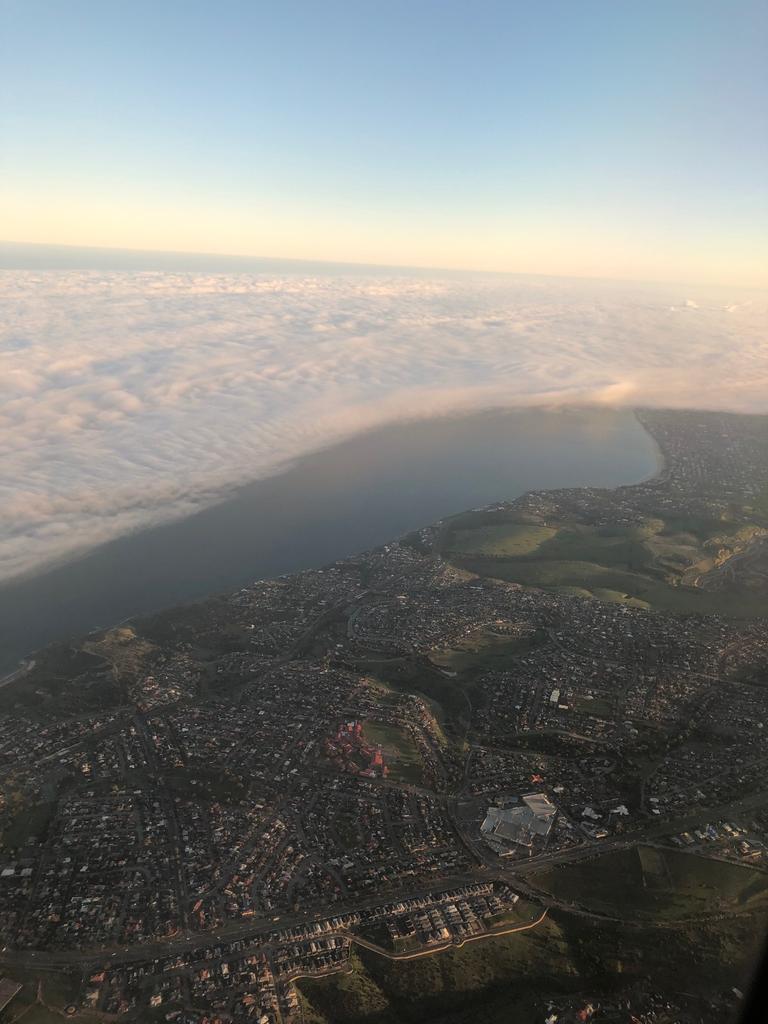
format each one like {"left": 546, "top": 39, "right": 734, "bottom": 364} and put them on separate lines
{"left": 2, "top": 0, "right": 766, "bottom": 283}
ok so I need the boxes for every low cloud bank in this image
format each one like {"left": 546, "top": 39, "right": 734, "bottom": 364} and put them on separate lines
{"left": 0, "top": 270, "right": 766, "bottom": 583}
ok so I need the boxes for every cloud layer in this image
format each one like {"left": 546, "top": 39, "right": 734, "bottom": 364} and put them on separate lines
{"left": 1, "top": 269, "right": 766, "bottom": 583}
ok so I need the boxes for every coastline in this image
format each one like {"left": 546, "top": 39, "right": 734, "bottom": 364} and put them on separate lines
{"left": 633, "top": 408, "right": 669, "bottom": 486}
{"left": 0, "top": 405, "right": 661, "bottom": 675}
{"left": 2, "top": 404, "right": 664, "bottom": 592}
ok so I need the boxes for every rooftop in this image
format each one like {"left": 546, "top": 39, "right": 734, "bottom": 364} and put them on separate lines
{"left": 481, "top": 793, "right": 556, "bottom": 849}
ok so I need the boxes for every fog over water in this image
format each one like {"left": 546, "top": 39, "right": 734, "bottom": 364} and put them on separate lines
{"left": 0, "top": 406, "right": 659, "bottom": 674}
{"left": 1, "top": 248, "right": 765, "bottom": 589}
{"left": 2, "top": 244, "right": 764, "bottom": 673}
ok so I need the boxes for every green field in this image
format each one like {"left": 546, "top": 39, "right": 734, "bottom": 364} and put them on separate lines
{"left": 529, "top": 846, "right": 768, "bottom": 920}
{"left": 447, "top": 520, "right": 656, "bottom": 565}
{"left": 447, "top": 523, "right": 557, "bottom": 557}
{"left": 441, "top": 509, "right": 768, "bottom": 617}
{"left": 452, "top": 553, "right": 768, "bottom": 617}
{"left": 362, "top": 719, "right": 423, "bottom": 785}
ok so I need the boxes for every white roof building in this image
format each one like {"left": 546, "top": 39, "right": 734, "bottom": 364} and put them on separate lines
{"left": 481, "top": 793, "right": 556, "bottom": 851}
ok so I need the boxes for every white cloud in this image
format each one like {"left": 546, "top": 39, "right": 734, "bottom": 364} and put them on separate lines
{"left": 0, "top": 269, "right": 766, "bottom": 583}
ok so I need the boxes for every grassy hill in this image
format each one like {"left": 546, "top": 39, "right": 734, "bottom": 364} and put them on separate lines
{"left": 298, "top": 904, "right": 760, "bottom": 1023}
{"left": 528, "top": 846, "right": 768, "bottom": 920}
{"left": 442, "top": 512, "right": 768, "bottom": 617}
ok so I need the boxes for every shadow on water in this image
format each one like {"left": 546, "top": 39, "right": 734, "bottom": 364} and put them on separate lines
{"left": 0, "top": 406, "right": 659, "bottom": 674}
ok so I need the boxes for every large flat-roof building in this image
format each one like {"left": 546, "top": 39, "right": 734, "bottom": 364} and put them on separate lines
{"left": 481, "top": 793, "right": 556, "bottom": 855}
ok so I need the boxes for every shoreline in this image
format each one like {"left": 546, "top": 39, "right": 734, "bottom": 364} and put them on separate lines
{"left": 0, "top": 404, "right": 664, "bottom": 594}
{"left": 0, "top": 405, "right": 663, "bottom": 675}
{"left": 633, "top": 408, "right": 669, "bottom": 487}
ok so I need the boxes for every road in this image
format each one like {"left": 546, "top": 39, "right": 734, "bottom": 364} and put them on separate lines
{"left": 3, "top": 588, "right": 768, "bottom": 987}
{"left": 346, "top": 908, "right": 549, "bottom": 960}
{"left": 4, "top": 802, "right": 767, "bottom": 979}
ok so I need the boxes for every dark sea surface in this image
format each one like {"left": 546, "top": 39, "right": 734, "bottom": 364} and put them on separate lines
{"left": 0, "top": 407, "right": 659, "bottom": 674}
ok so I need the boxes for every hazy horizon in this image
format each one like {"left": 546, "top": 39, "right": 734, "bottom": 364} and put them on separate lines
{"left": 3, "top": 1, "right": 767, "bottom": 287}
{"left": 4, "top": 239, "right": 768, "bottom": 292}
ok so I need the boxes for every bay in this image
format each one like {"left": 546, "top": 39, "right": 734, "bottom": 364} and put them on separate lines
{"left": 0, "top": 406, "right": 659, "bottom": 674}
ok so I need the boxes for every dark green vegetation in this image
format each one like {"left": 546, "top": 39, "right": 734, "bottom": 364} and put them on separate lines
{"left": 442, "top": 510, "right": 768, "bottom": 617}
{"left": 0, "top": 643, "right": 118, "bottom": 718}
{"left": 356, "top": 626, "right": 545, "bottom": 747}
{"left": 300, "top": 921, "right": 580, "bottom": 1024}
{"left": 355, "top": 656, "right": 473, "bottom": 744}
{"left": 0, "top": 966, "right": 79, "bottom": 1022}
{"left": 355, "top": 616, "right": 547, "bottom": 745}
{"left": 529, "top": 846, "right": 768, "bottom": 920}
{"left": 0, "top": 800, "right": 55, "bottom": 852}
{"left": 298, "top": 907, "right": 760, "bottom": 1024}
{"left": 163, "top": 767, "right": 247, "bottom": 803}
{"left": 447, "top": 523, "right": 557, "bottom": 558}
{"left": 750, "top": 484, "right": 768, "bottom": 521}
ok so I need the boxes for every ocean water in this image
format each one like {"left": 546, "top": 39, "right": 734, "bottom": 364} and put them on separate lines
{"left": 0, "top": 406, "right": 659, "bottom": 674}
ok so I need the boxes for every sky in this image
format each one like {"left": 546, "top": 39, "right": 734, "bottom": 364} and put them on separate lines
{"left": 2, "top": 0, "right": 767, "bottom": 285}
{"left": 1, "top": 2, "right": 767, "bottom": 584}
